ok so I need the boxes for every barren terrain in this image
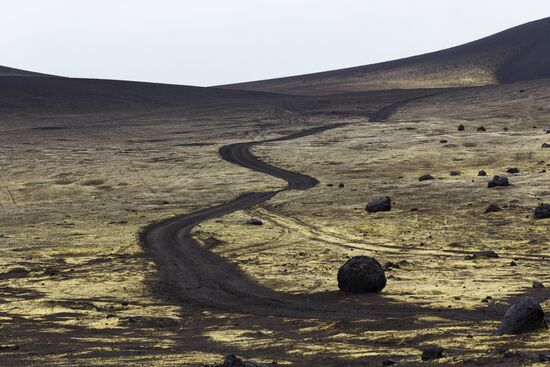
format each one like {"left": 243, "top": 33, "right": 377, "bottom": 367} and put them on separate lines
{"left": 1, "top": 17, "right": 550, "bottom": 367}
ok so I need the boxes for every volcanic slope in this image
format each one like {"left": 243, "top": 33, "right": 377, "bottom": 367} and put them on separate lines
{"left": 221, "top": 17, "right": 550, "bottom": 95}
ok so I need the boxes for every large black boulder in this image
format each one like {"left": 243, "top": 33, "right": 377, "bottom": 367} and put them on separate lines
{"left": 487, "top": 175, "right": 509, "bottom": 188}
{"left": 535, "top": 204, "right": 550, "bottom": 219}
{"left": 495, "top": 297, "right": 547, "bottom": 335}
{"left": 366, "top": 196, "right": 391, "bottom": 213}
{"left": 421, "top": 346, "right": 444, "bottom": 360}
{"left": 337, "top": 256, "right": 386, "bottom": 293}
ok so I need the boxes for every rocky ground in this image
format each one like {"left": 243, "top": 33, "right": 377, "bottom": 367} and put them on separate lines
{"left": 0, "top": 78, "right": 548, "bottom": 366}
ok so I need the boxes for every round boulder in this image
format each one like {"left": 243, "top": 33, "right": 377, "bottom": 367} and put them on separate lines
{"left": 495, "top": 297, "right": 547, "bottom": 335}
{"left": 534, "top": 204, "right": 550, "bottom": 219}
{"left": 337, "top": 256, "right": 386, "bottom": 293}
{"left": 488, "top": 175, "right": 509, "bottom": 188}
{"left": 366, "top": 196, "right": 391, "bottom": 213}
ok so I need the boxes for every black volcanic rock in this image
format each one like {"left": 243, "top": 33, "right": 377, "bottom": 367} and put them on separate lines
{"left": 478, "top": 170, "right": 487, "bottom": 176}
{"left": 450, "top": 171, "right": 461, "bottom": 176}
{"left": 477, "top": 126, "right": 487, "bottom": 132}
{"left": 465, "top": 251, "right": 499, "bottom": 260}
{"left": 419, "top": 174, "right": 434, "bottom": 181}
{"left": 488, "top": 175, "right": 509, "bottom": 188}
{"left": 485, "top": 203, "right": 502, "bottom": 213}
{"left": 534, "top": 204, "right": 550, "bottom": 219}
{"left": 337, "top": 256, "right": 386, "bottom": 293}
{"left": 366, "top": 196, "right": 391, "bottom": 213}
{"left": 458, "top": 124, "right": 465, "bottom": 131}
{"left": 245, "top": 218, "right": 263, "bottom": 225}
{"left": 495, "top": 297, "right": 547, "bottom": 335}
{"left": 421, "top": 346, "right": 444, "bottom": 360}
{"left": 506, "top": 167, "right": 520, "bottom": 174}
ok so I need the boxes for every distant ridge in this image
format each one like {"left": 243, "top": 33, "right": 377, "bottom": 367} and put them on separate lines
{"left": 0, "top": 65, "right": 52, "bottom": 77}
{"left": 219, "top": 17, "right": 550, "bottom": 95}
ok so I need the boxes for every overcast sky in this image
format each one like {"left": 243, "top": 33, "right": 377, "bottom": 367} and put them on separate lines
{"left": 3, "top": 1, "right": 550, "bottom": 86}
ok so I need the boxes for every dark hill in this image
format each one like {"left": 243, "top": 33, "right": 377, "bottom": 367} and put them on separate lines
{"left": 219, "top": 17, "right": 550, "bottom": 95}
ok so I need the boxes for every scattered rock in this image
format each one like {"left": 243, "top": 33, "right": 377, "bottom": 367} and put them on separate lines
{"left": 382, "top": 359, "right": 396, "bottom": 366}
{"left": 419, "top": 174, "right": 434, "bottom": 181}
{"left": 383, "top": 262, "right": 400, "bottom": 271}
{"left": 326, "top": 183, "right": 334, "bottom": 187}
{"left": 519, "top": 89, "right": 526, "bottom": 93}
{"left": 487, "top": 175, "right": 509, "bottom": 188}
{"left": 477, "top": 126, "right": 487, "bottom": 132}
{"left": 478, "top": 170, "right": 487, "bottom": 176}
{"left": 545, "top": 128, "right": 550, "bottom": 134}
{"left": 439, "top": 139, "right": 448, "bottom": 144}
{"left": 337, "top": 256, "right": 386, "bottom": 293}
{"left": 366, "top": 196, "right": 391, "bottom": 213}
{"left": 465, "top": 251, "right": 499, "bottom": 260}
{"left": 534, "top": 204, "right": 550, "bottom": 219}
{"left": 540, "top": 353, "right": 550, "bottom": 362}
{"left": 421, "top": 346, "right": 444, "bottom": 360}
{"left": 458, "top": 124, "right": 465, "bottom": 131}
{"left": 338, "top": 183, "right": 344, "bottom": 188}
{"left": 484, "top": 203, "right": 502, "bottom": 213}
{"left": 510, "top": 261, "right": 517, "bottom": 266}
{"left": 503, "top": 127, "right": 509, "bottom": 132}
{"left": 245, "top": 218, "right": 263, "bottom": 226}
{"left": 450, "top": 171, "right": 461, "bottom": 176}
{"left": 543, "top": 143, "right": 550, "bottom": 149}
{"left": 506, "top": 167, "right": 520, "bottom": 174}
{"left": 222, "top": 354, "right": 268, "bottom": 367}
{"left": 495, "top": 296, "right": 547, "bottom": 335}
{"left": 533, "top": 281, "right": 545, "bottom": 289}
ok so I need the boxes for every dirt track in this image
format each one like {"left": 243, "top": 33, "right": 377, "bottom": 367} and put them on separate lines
{"left": 138, "top": 120, "right": 532, "bottom": 326}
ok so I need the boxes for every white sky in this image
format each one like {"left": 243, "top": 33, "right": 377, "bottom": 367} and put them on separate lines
{"left": 2, "top": 1, "right": 550, "bottom": 86}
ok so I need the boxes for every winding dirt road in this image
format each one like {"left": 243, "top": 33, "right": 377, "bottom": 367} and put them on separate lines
{"left": 139, "top": 120, "right": 510, "bottom": 324}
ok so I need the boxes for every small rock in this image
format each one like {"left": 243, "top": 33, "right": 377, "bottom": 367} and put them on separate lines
{"left": 366, "top": 196, "right": 391, "bottom": 213}
{"left": 450, "top": 171, "right": 461, "bottom": 176}
{"left": 338, "top": 183, "right": 344, "bottom": 188}
{"left": 540, "top": 353, "right": 550, "bottom": 362}
{"left": 337, "top": 256, "right": 386, "bottom": 293}
{"left": 494, "top": 296, "right": 548, "bottom": 335}
{"left": 488, "top": 175, "right": 509, "bottom": 188}
{"left": 510, "top": 261, "right": 517, "bottom": 266}
{"left": 222, "top": 354, "right": 268, "bottom": 367}
{"left": 458, "top": 124, "right": 465, "bottom": 131}
{"left": 383, "top": 262, "right": 400, "bottom": 271}
{"left": 245, "top": 218, "right": 263, "bottom": 225}
{"left": 382, "top": 359, "right": 396, "bottom": 366}
{"left": 440, "top": 139, "right": 448, "bottom": 144}
{"left": 543, "top": 143, "right": 550, "bottom": 149}
{"left": 503, "top": 127, "right": 509, "bottom": 132}
{"left": 478, "top": 170, "right": 487, "bottom": 176}
{"left": 477, "top": 126, "right": 487, "bottom": 132}
{"left": 465, "top": 251, "right": 499, "bottom": 260}
{"left": 484, "top": 203, "right": 502, "bottom": 213}
{"left": 419, "top": 174, "right": 434, "bottom": 181}
{"left": 326, "top": 183, "right": 334, "bottom": 187}
{"left": 506, "top": 167, "right": 520, "bottom": 174}
{"left": 519, "top": 89, "right": 526, "bottom": 93}
{"left": 533, "top": 281, "right": 545, "bottom": 289}
{"left": 421, "top": 346, "right": 443, "bottom": 360}
{"left": 534, "top": 204, "right": 550, "bottom": 219}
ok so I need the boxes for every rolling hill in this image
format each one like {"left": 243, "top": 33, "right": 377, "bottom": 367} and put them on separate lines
{"left": 220, "top": 17, "right": 550, "bottom": 95}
